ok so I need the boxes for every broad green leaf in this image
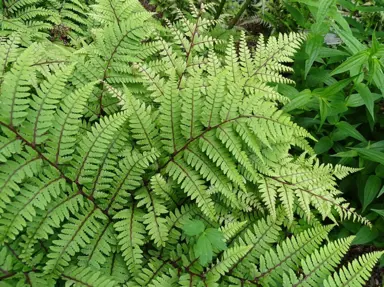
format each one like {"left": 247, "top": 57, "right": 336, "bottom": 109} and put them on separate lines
{"left": 319, "top": 47, "right": 349, "bottom": 58}
{"left": 305, "top": 34, "right": 324, "bottom": 78}
{"left": 335, "top": 121, "right": 366, "bottom": 142}
{"left": 315, "top": 78, "right": 353, "bottom": 98}
{"left": 319, "top": 98, "right": 329, "bottom": 127}
{"left": 315, "top": 0, "right": 334, "bottom": 22}
{"left": 332, "top": 150, "right": 358, "bottom": 158}
{"left": 283, "top": 89, "right": 312, "bottom": 112}
{"left": 205, "top": 229, "right": 226, "bottom": 251}
{"left": 331, "top": 51, "right": 368, "bottom": 76}
{"left": 337, "top": 0, "right": 356, "bottom": 11}
{"left": 332, "top": 25, "right": 366, "bottom": 54}
{"left": 314, "top": 136, "right": 333, "bottom": 154}
{"left": 372, "top": 209, "right": 384, "bottom": 217}
{"left": 346, "top": 93, "right": 382, "bottom": 107}
{"left": 356, "top": 5, "right": 384, "bottom": 12}
{"left": 183, "top": 220, "right": 205, "bottom": 237}
{"left": 355, "top": 83, "right": 375, "bottom": 120}
{"left": 194, "top": 233, "right": 213, "bottom": 266}
{"left": 377, "top": 186, "right": 384, "bottom": 198}
{"left": 363, "top": 176, "right": 382, "bottom": 211}
{"left": 353, "top": 148, "right": 384, "bottom": 165}
{"left": 352, "top": 226, "right": 379, "bottom": 245}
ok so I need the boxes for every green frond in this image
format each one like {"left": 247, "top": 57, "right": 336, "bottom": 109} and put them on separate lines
{"left": 44, "top": 207, "right": 106, "bottom": 274}
{"left": 0, "top": 134, "right": 23, "bottom": 162}
{"left": 19, "top": 193, "right": 84, "bottom": 263}
{"left": 71, "top": 111, "right": 130, "bottom": 185}
{"left": 46, "top": 83, "right": 95, "bottom": 165}
{"left": 285, "top": 236, "right": 354, "bottom": 287}
{"left": 180, "top": 70, "right": 204, "bottom": 140}
{"left": 0, "top": 148, "right": 42, "bottom": 214}
{"left": 0, "top": 168, "right": 64, "bottom": 242}
{"left": 0, "top": 43, "right": 38, "bottom": 126}
{"left": 199, "top": 131, "right": 246, "bottom": 191}
{"left": 166, "top": 158, "right": 216, "bottom": 220}
{"left": 78, "top": 221, "right": 115, "bottom": 269}
{"left": 101, "top": 253, "right": 130, "bottom": 284}
{"left": 114, "top": 206, "right": 146, "bottom": 275}
{"left": 0, "top": 33, "right": 21, "bottom": 83}
{"left": 160, "top": 75, "right": 183, "bottom": 153}
{"left": 0, "top": 2, "right": 377, "bottom": 286}
{"left": 21, "top": 64, "right": 75, "bottom": 145}
{"left": 150, "top": 174, "right": 178, "bottom": 208}
{"left": 184, "top": 145, "right": 245, "bottom": 211}
{"left": 228, "top": 215, "right": 282, "bottom": 277}
{"left": 135, "top": 258, "right": 170, "bottom": 286}
{"left": 201, "top": 71, "right": 226, "bottom": 128}
{"left": 256, "top": 225, "right": 333, "bottom": 286}
{"left": 105, "top": 149, "right": 159, "bottom": 212}
{"left": 164, "top": 204, "right": 198, "bottom": 246}
{"left": 62, "top": 265, "right": 117, "bottom": 287}
{"left": 90, "top": 0, "right": 147, "bottom": 25}
{"left": 135, "top": 187, "right": 169, "bottom": 247}
{"left": 208, "top": 244, "right": 252, "bottom": 276}
{"left": 125, "top": 88, "right": 162, "bottom": 152}
{"left": 323, "top": 251, "right": 384, "bottom": 287}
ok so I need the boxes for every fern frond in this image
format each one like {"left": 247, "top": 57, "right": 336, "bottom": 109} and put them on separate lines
{"left": 46, "top": 83, "right": 95, "bottom": 165}
{"left": 285, "top": 236, "right": 354, "bottom": 287}
{"left": 0, "top": 168, "right": 64, "bottom": 242}
{"left": 114, "top": 206, "right": 146, "bottom": 275}
{"left": 0, "top": 148, "right": 42, "bottom": 214}
{"left": 255, "top": 225, "right": 333, "bottom": 285}
{"left": 0, "top": 43, "right": 38, "bottom": 126}
{"left": 136, "top": 187, "right": 169, "bottom": 247}
{"left": 44, "top": 206, "right": 106, "bottom": 274}
{"left": 62, "top": 265, "right": 117, "bottom": 287}
{"left": 105, "top": 149, "right": 158, "bottom": 212}
{"left": 71, "top": 111, "right": 130, "bottom": 185}
{"left": 323, "top": 251, "right": 384, "bottom": 287}
{"left": 166, "top": 158, "right": 216, "bottom": 220}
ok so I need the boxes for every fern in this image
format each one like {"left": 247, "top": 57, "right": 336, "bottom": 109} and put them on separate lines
{"left": 0, "top": 1, "right": 381, "bottom": 286}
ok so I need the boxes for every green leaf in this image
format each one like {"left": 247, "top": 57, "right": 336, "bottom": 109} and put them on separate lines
{"left": 319, "top": 98, "right": 329, "bottom": 127}
{"left": 315, "top": 0, "right": 334, "bottom": 22}
{"left": 356, "top": 5, "right": 384, "bottom": 12}
{"left": 183, "top": 220, "right": 205, "bottom": 237}
{"left": 283, "top": 89, "right": 312, "bottom": 112}
{"left": 335, "top": 121, "right": 366, "bottom": 142}
{"left": 305, "top": 34, "right": 324, "bottom": 78}
{"left": 337, "top": 0, "right": 356, "bottom": 11}
{"left": 332, "top": 25, "right": 366, "bottom": 54}
{"left": 346, "top": 93, "right": 382, "bottom": 107}
{"left": 352, "top": 226, "right": 379, "bottom": 245}
{"left": 315, "top": 78, "right": 353, "bottom": 98}
{"left": 363, "top": 176, "right": 382, "bottom": 211}
{"left": 194, "top": 233, "right": 213, "bottom": 266}
{"left": 377, "top": 186, "right": 384, "bottom": 198}
{"left": 314, "top": 136, "right": 333, "bottom": 154}
{"left": 372, "top": 209, "right": 384, "bottom": 217}
{"left": 331, "top": 51, "right": 368, "bottom": 76}
{"left": 355, "top": 83, "right": 375, "bottom": 120}
{"left": 205, "top": 229, "right": 226, "bottom": 252}
{"left": 353, "top": 148, "right": 384, "bottom": 165}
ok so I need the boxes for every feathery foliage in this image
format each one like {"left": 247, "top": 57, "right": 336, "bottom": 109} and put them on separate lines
{"left": 0, "top": 1, "right": 382, "bottom": 286}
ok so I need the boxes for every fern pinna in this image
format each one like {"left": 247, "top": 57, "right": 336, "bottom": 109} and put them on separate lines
{"left": 0, "top": 0, "right": 382, "bottom": 286}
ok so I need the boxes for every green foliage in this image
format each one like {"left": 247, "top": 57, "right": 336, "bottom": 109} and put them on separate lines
{"left": 0, "top": 1, "right": 382, "bottom": 286}
{"left": 275, "top": 0, "right": 384, "bottom": 252}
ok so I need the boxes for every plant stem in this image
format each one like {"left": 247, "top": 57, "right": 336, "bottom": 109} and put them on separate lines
{"left": 215, "top": 0, "right": 227, "bottom": 20}
{"left": 229, "top": 0, "right": 252, "bottom": 29}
